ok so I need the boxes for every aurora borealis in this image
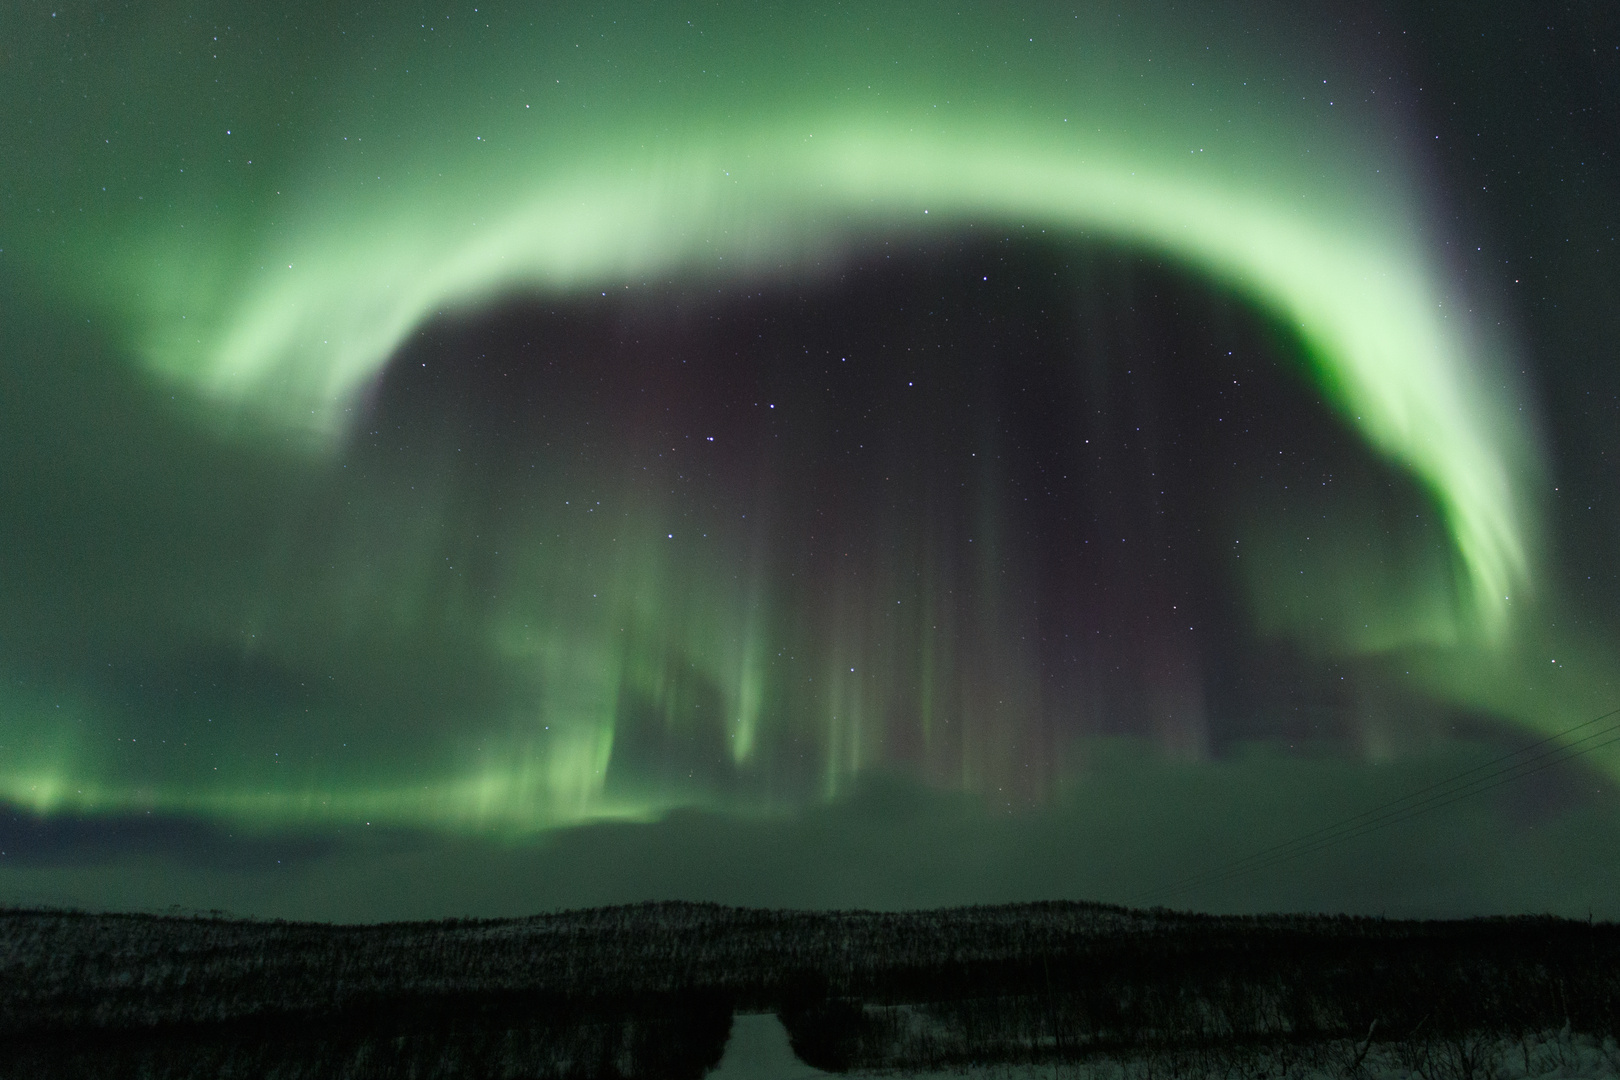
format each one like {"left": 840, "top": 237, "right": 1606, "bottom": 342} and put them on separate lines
{"left": 2, "top": 1, "right": 1617, "bottom": 919}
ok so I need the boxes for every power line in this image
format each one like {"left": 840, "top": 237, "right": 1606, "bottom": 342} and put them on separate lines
{"left": 1128, "top": 706, "right": 1620, "bottom": 908}
{"left": 1132, "top": 709, "right": 1620, "bottom": 906}
{"left": 1142, "top": 723, "right": 1620, "bottom": 904}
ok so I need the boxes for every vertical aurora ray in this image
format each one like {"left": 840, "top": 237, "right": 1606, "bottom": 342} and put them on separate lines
{"left": 4, "top": 0, "right": 1607, "bottom": 845}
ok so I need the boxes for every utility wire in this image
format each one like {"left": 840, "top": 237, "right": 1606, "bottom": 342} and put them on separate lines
{"left": 1132, "top": 711, "right": 1620, "bottom": 906}
{"left": 1141, "top": 723, "right": 1620, "bottom": 904}
{"left": 1128, "top": 706, "right": 1620, "bottom": 908}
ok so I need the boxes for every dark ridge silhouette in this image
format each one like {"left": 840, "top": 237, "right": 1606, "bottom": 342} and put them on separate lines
{"left": 1, "top": 901, "right": 1617, "bottom": 1078}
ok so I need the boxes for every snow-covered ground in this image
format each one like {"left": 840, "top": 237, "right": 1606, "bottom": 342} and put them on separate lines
{"left": 708, "top": 1014, "right": 1620, "bottom": 1080}
{"left": 709, "top": 1014, "right": 835, "bottom": 1079}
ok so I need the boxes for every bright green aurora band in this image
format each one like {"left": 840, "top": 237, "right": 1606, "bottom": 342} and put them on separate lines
{"left": 2, "top": 2, "right": 1604, "bottom": 840}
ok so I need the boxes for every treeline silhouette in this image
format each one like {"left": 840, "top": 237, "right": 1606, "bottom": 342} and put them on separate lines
{"left": 1, "top": 901, "right": 1617, "bottom": 1078}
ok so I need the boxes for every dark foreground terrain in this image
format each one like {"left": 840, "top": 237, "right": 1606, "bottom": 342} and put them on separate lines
{"left": 1, "top": 901, "right": 1617, "bottom": 1078}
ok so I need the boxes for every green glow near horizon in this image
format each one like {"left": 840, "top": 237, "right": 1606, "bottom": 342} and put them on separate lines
{"left": 0, "top": 1, "right": 1575, "bottom": 837}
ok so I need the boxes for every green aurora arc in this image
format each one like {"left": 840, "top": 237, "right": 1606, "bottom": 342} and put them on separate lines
{"left": 2, "top": 0, "right": 1606, "bottom": 842}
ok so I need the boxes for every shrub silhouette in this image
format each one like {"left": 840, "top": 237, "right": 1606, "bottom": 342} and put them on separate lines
{"left": 2, "top": 903, "right": 1617, "bottom": 1078}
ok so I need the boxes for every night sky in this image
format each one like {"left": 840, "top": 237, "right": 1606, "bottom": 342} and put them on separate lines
{"left": 1, "top": 1, "right": 1617, "bottom": 921}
